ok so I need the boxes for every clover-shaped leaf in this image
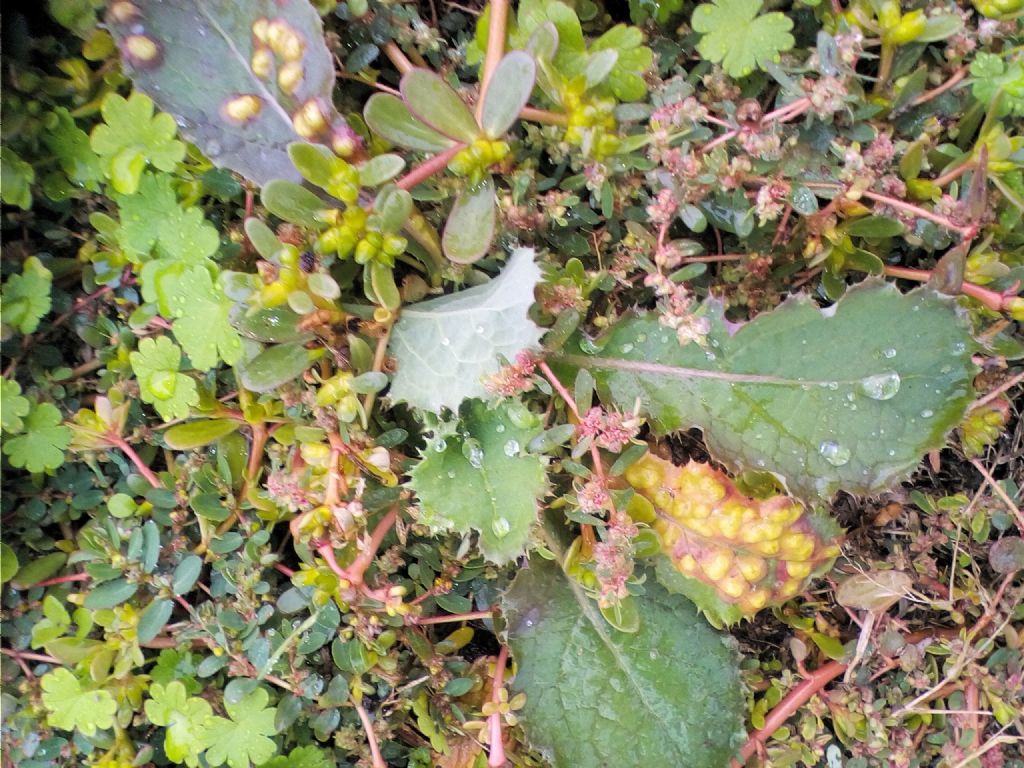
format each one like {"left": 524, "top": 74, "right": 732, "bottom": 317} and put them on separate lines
{"left": 130, "top": 336, "right": 199, "bottom": 421}
{"left": 163, "top": 266, "right": 243, "bottom": 371}
{"left": 145, "top": 681, "right": 214, "bottom": 767}
{"left": 691, "top": 0, "right": 794, "bottom": 78}
{"left": 1, "top": 379, "right": 31, "bottom": 434}
{"left": 200, "top": 687, "right": 278, "bottom": 768}
{"left": 1, "top": 256, "right": 53, "bottom": 335}
{"left": 90, "top": 92, "right": 186, "bottom": 194}
{"left": 2, "top": 401, "right": 71, "bottom": 473}
{"left": 970, "top": 52, "right": 1024, "bottom": 117}
{"left": 41, "top": 668, "right": 117, "bottom": 737}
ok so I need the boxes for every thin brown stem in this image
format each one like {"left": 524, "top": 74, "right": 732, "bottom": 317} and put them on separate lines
{"left": 968, "top": 458, "right": 1024, "bottom": 533}
{"left": 1, "top": 647, "right": 61, "bottom": 665}
{"left": 912, "top": 66, "right": 968, "bottom": 107}
{"left": 970, "top": 372, "right": 1023, "bottom": 412}
{"left": 519, "top": 106, "right": 569, "bottom": 126}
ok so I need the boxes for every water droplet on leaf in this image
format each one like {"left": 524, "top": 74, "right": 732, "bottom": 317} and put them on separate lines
{"left": 492, "top": 517, "right": 511, "bottom": 538}
{"left": 858, "top": 371, "right": 901, "bottom": 401}
{"left": 819, "top": 440, "right": 851, "bottom": 466}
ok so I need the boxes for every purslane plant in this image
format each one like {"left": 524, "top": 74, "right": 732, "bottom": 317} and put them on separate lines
{"left": 2, "top": 0, "right": 1023, "bottom": 767}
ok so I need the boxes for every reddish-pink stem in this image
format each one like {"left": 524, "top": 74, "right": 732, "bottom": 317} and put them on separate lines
{"left": 108, "top": 434, "right": 161, "bottom": 489}
{"left": 861, "top": 190, "right": 973, "bottom": 235}
{"left": 1, "top": 647, "right": 61, "bottom": 665}
{"left": 395, "top": 144, "right": 465, "bottom": 191}
{"left": 32, "top": 572, "right": 90, "bottom": 588}
{"left": 414, "top": 609, "right": 495, "bottom": 626}
{"left": 488, "top": 645, "right": 509, "bottom": 767}
{"left": 734, "top": 661, "right": 845, "bottom": 764}
{"left": 355, "top": 702, "right": 387, "bottom": 768}
{"left": 882, "top": 266, "right": 1010, "bottom": 311}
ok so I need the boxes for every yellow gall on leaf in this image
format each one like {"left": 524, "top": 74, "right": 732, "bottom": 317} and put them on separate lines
{"left": 123, "top": 34, "right": 162, "bottom": 69}
{"left": 293, "top": 99, "right": 328, "bottom": 138}
{"left": 624, "top": 452, "right": 843, "bottom": 618}
{"left": 251, "top": 46, "right": 273, "bottom": 79}
{"left": 252, "top": 16, "right": 270, "bottom": 43}
{"left": 223, "top": 94, "right": 263, "bottom": 125}
{"left": 277, "top": 61, "right": 304, "bottom": 95}
{"left": 109, "top": 1, "right": 141, "bottom": 24}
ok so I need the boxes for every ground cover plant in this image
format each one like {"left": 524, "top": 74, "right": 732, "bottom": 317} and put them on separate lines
{"left": 1, "top": 0, "right": 1023, "bottom": 766}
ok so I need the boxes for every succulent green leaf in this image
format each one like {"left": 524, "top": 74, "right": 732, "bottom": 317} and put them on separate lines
{"left": 0, "top": 542, "right": 19, "bottom": 584}
{"left": 389, "top": 248, "right": 543, "bottom": 412}
{"left": 847, "top": 215, "right": 905, "bottom": 238}
{"left": 565, "top": 282, "right": 976, "bottom": 501}
{"left": 502, "top": 545, "right": 745, "bottom": 768}
{"left": 244, "top": 218, "right": 283, "bottom": 260}
{"left": 165, "top": 419, "right": 241, "bottom": 450}
{"left": 237, "top": 342, "right": 314, "bottom": 393}
{"left": 691, "top": 0, "right": 794, "bottom": 78}
{"left": 107, "top": 0, "right": 346, "bottom": 185}
{"left": 173, "top": 555, "right": 204, "bottom": 595}
{"left": 138, "top": 598, "right": 175, "bottom": 643}
{"left": 442, "top": 178, "right": 496, "bottom": 264}
{"left": 89, "top": 92, "right": 186, "bottom": 194}
{"left": 41, "top": 668, "right": 117, "bottom": 737}
{"left": 10, "top": 553, "right": 67, "bottom": 589}
{"left": 2, "top": 402, "right": 70, "bottom": 473}
{"left": 480, "top": 52, "right": 536, "bottom": 138}
{"left": 84, "top": 577, "right": 139, "bottom": 609}
{"left": 201, "top": 687, "right": 278, "bottom": 768}
{"left": 363, "top": 93, "right": 456, "bottom": 152}
{"left": 400, "top": 69, "right": 480, "bottom": 144}
{"left": 261, "top": 180, "right": 328, "bottom": 228}
{"left": 409, "top": 401, "right": 547, "bottom": 563}
{"left": 1, "top": 379, "right": 31, "bottom": 434}
{"left": 358, "top": 154, "right": 405, "bottom": 187}
{"left": 1, "top": 256, "right": 53, "bottom": 335}
{"left": 131, "top": 336, "right": 200, "bottom": 421}
{"left": 146, "top": 681, "right": 214, "bottom": 766}
{"left": 162, "top": 266, "right": 243, "bottom": 370}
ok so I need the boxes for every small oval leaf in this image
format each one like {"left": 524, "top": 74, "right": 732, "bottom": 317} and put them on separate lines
{"left": 364, "top": 93, "right": 456, "bottom": 152}
{"left": 480, "top": 51, "right": 536, "bottom": 138}
{"left": 443, "top": 178, "right": 496, "bottom": 264}
{"left": 137, "top": 598, "right": 174, "bottom": 643}
{"left": 359, "top": 154, "right": 405, "bottom": 187}
{"left": 238, "top": 343, "right": 314, "bottom": 393}
{"left": 164, "top": 419, "right": 241, "bottom": 450}
{"left": 261, "top": 180, "right": 328, "bottom": 228}
{"left": 400, "top": 69, "right": 480, "bottom": 144}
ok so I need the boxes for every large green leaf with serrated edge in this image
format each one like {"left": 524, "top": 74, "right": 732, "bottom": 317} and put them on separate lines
{"left": 502, "top": 529, "right": 745, "bottom": 768}
{"left": 409, "top": 401, "right": 547, "bottom": 564}
{"left": 107, "top": 0, "right": 346, "bottom": 186}
{"left": 561, "top": 281, "right": 975, "bottom": 501}
{"left": 389, "top": 248, "right": 542, "bottom": 413}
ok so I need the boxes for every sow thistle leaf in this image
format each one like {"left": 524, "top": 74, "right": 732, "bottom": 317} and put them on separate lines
{"left": 389, "top": 248, "right": 543, "bottom": 413}
{"left": 625, "top": 453, "right": 840, "bottom": 620}
{"left": 409, "top": 400, "right": 547, "bottom": 564}
{"left": 565, "top": 282, "right": 975, "bottom": 501}
{"left": 107, "top": 0, "right": 346, "bottom": 186}
{"left": 691, "top": 0, "right": 794, "bottom": 78}
{"left": 502, "top": 540, "right": 745, "bottom": 768}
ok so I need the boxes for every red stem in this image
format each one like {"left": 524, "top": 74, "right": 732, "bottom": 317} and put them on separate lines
{"left": 32, "top": 572, "right": 90, "bottom": 588}
{"left": 488, "top": 645, "right": 509, "bottom": 767}
{"left": 395, "top": 145, "right": 465, "bottom": 191}
{"left": 108, "top": 434, "right": 162, "bottom": 489}
{"left": 882, "top": 266, "right": 1010, "bottom": 311}
{"left": 413, "top": 609, "right": 495, "bottom": 626}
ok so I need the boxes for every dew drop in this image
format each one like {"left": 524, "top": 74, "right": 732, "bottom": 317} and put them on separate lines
{"left": 819, "top": 440, "right": 851, "bottom": 466}
{"left": 503, "top": 439, "right": 520, "bottom": 457}
{"left": 446, "top": 470, "right": 456, "bottom": 479}
{"left": 492, "top": 517, "right": 511, "bottom": 538}
{"left": 620, "top": 343, "right": 634, "bottom": 353}
{"left": 440, "top": 337, "right": 451, "bottom": 346}
{"left": 207, "top": 139, "right": 222, "bottom": 157}
{"left": 433, "top": 438, "right": 447, "bottom": 452}
{"left": 858, "top": 371, "right": 901, "bottom": 401}
{"left": 920, "top": 409, "right": 934, "bottom": 418}
{"left": 495, "top": 424, "right": 505, "bottom": 433}
{"left": 636, "top": 334, "right": 647, "bottom": 343}
{"left": 882, "top": 347, "right": 897, "bottom": 359}
{"left": 475, "top": 325, "right": 484, "bottom": 334}
{"left": 465, "top": 442, "right": 484, "bottom": 468}
{"left": 952, "top": 341, "right": 966, "bottom": 354}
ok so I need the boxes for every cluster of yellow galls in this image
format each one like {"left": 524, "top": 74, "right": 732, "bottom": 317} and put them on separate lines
{"left": 317, "top": 206, "right": 407, "bottom": 267}
{"left": 448, "top": 138, "right": 511, "bottom": 185}
{"left": 561, "top": 79, "right": 619, "bottom": 160}
{"left": 625, "top": 454, "right": 840, "bottom": 615}
{"left": 251, "top": 16, "right": 306, "bottom": 95}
